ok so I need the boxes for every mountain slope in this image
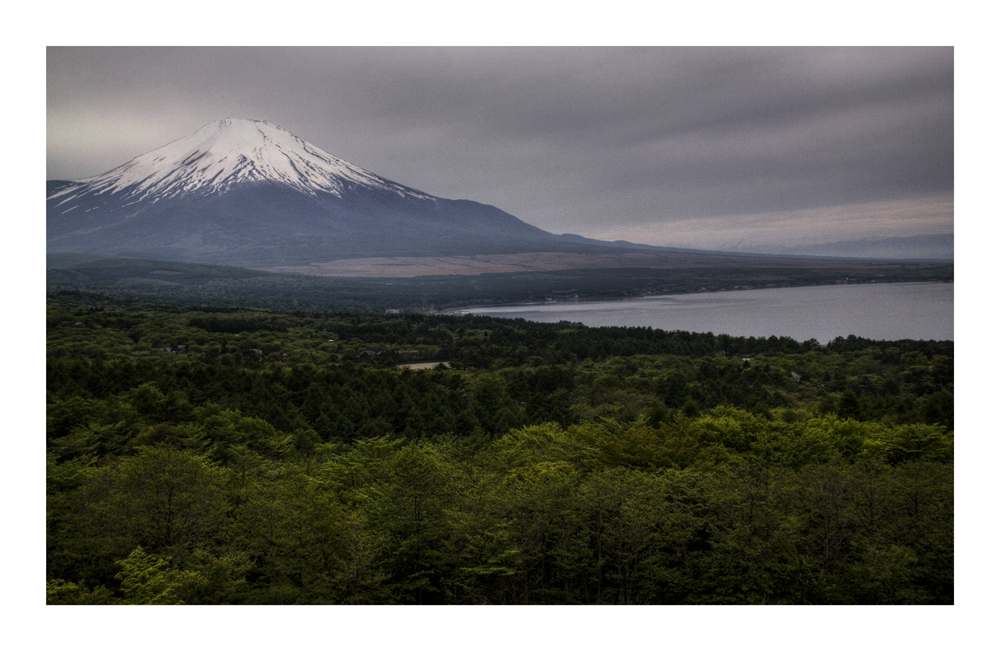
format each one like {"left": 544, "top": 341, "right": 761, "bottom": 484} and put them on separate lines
{"left": 48, "top": 119, "right": 625, "bottom": 266}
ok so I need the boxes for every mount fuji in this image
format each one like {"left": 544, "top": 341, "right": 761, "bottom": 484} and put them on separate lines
{"left": 48, "top": 118, "right": 642, "bottom": 267}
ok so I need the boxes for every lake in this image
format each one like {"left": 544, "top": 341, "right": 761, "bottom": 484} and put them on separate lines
{"left": 463, "top": 282, "right": 954, "bottom": 343}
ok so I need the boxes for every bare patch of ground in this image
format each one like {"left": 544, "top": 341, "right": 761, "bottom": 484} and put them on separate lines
{"left": 398, "top": 362, "right": 451, "bottom": 370}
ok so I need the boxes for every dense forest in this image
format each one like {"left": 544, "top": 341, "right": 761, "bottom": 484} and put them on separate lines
{"left": 46, "top": 291, "right": 953, "bottom": 604}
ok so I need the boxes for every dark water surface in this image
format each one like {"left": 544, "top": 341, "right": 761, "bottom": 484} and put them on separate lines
{"left": 466, "top": 282, "right": 954, "bottom": 343}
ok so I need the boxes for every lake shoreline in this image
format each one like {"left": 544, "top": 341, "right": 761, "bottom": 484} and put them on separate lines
{"left": 451, "top": 281, "right": 954, "bottom": 343}
{"left": 443, "top": 279, "right": 954, "bottom": 316}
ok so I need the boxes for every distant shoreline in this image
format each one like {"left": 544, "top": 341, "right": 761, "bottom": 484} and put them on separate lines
{"left": 444, "top": 279, "right": 954, "bottom": 316}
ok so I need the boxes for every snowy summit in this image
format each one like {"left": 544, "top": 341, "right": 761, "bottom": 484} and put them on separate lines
{"left": 49, "top": 118, "right": 433, "bottom": 207}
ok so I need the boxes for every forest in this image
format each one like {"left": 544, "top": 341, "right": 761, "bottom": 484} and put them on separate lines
{"left": 46, "top": 290, "right": 953, "bottom": 605}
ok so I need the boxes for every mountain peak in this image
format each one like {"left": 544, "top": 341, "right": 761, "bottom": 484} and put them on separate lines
{"left": 49, "top": 119, "right": 432, "bottom": 206}
{"left": 189, "top": 118, "right": 301, "bottom": 150}
{"left": 48, "top": 118, "right": 581, "bottom": 267}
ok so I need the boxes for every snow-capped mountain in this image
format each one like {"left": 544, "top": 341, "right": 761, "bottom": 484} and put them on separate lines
{"left": 49, "top": 119, "right": 434, "bottom": 208}
{"left": 48, "top": 119, "right": 624, "bottom": 266}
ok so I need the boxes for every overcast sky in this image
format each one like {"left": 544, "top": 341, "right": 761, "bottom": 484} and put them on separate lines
{"left": 46, "top": 47, "right": 953, "bottom": 249}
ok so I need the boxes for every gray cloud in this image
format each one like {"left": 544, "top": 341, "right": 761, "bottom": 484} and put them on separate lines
{"left": 47, "top": 47, "right": 953, "bottom": 247}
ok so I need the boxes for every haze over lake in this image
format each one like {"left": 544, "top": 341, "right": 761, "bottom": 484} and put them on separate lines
{"left": 466, "top": 282, "right": 954, "bottom": 343}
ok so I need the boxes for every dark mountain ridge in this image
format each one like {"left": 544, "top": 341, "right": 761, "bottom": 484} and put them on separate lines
{"left": 718, "top": 233, "right": 954, "bottom": 261}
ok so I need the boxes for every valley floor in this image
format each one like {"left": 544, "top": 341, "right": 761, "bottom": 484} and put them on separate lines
{"left": 262, "top": 251, "right": 938, "bottom": 278}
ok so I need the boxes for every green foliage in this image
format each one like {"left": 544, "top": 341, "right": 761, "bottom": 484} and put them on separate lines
{"left": 115, "top": 547, "right": 187, "bottom": 605}
{"left": 46, "top": 579, "right": 114, "bottom": 605}
{"left": 45, "top": 294, "right": 953, "bottom": 604}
